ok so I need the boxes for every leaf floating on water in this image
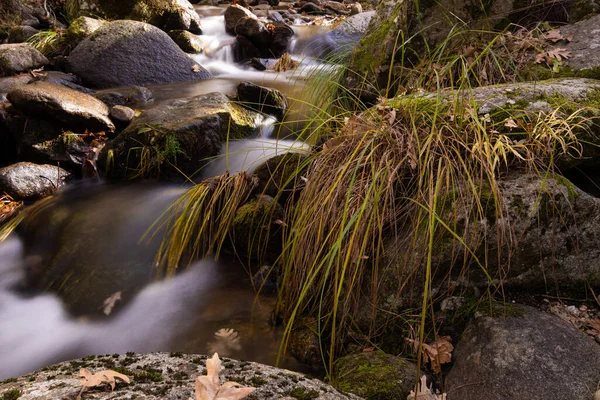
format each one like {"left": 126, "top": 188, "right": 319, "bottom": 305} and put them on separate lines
{"left": 208, "top": 328, "right": 242, "bottom": 355}
{"left": 194, "top": 353, "right": 255, "bottom": 400}
{"left": 407, "top": 375, "right": 446, "bottom": 400}
{"left": 101, "top": 291, "right": 121, "bottom": 316}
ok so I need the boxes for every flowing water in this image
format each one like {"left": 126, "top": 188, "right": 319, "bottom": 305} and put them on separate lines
{"left": 0, "top": 6, "right": 337, "bottom": 379}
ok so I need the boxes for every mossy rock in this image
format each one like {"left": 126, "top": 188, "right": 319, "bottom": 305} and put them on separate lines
{"left": 332, "top": 351, "right": 417, "bottom": 400}
{"left": 288, "top": 317, "right": 323, "bottom": 368}
{"left": 230, "top": 194, "right": 284, "bottom": 260}
{"left": 99, "top": 92, "right": 261, "bottom": 181}
{"left": 253, "top": 152, "right": 310, "bottom": 204}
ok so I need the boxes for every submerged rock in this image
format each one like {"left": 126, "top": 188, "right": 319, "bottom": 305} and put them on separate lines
{"left": 446, "top": 306, "right": 600, "bottom": 400}
{"left": 68, "top": 20, "right": 211, "bottom": 88}
{"left": 8, "top": 81, "right": 114, "bottom": 133}
{"left": 332, "top": 351, "right": 417, "bottom": 400}
{"left": 0, "top": 162, "right": 70, "bottom": 200}
{"left": 99, "top": 92, "right": 261, "bottom": 180}
{"left": 0, "top": 352, "right": 361, "bottom": 399}
{"left": 0, "top": 43, "right": 48, "bottom": 77}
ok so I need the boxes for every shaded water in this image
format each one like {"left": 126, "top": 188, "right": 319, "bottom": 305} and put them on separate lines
{"left": 0, "top": 5, "right": 337, "bottom": 379}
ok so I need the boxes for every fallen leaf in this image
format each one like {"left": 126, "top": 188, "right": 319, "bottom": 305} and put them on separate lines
{"left": 77, "top": 368, "right": 130, "bottom": 399}
{"left": 195, "top": 353, "right": 255, "bottom": 400}
{"left": 406, "top": 336, "right": 454, "bottom": 373}
{"left": 192, "top": 64, "right": 203, "bottom": 72}
{"left": 504, "top": 119, "right": 519, "bottom": 128}
{"left": 101, "top": 291, "right": 121, "bottom": 316}
{"left": 547, "top": 47, "right": 572, "bottom": 61}
{"left": 543, "top": 29, "right": 564, "bottom": 43}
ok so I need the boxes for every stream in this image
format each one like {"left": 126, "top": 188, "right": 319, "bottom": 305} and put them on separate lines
{"left": 0, "top": 5, "right": 334, "bottom": 380}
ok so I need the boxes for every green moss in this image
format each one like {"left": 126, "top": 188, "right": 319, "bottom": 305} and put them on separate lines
{"left": 250, "top": 376, "right": 268, "bottom": 386}
{"left": 555, "top": 175, "right": 580, "bottom": 201}
{"left": 134, "top": 369, "right": 164, "bottom": 383}
{"left": 0, "top": 379, "right": 16, "bottom": 385}
{"left": 568, "top": 0, "right": 600, "bottom": 22}
{"left": 1, "top": 389, "right": 21, "bottom": 400}
{"left": 284, "top": 387, "right": 319, "bottom": 400}
{"left": 332, "top": 351, "right": 414, "bottom": 400}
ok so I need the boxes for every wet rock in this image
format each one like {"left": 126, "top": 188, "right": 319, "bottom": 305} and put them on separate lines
{"left": 332, "top": 351, "right": 417, "bottom": 400}
{"left": 224, "top": 4, "right": 256, "bottom": 35}
{"left": 236, "top": 81, "right": 288, "bottom": 120}
{"left": 446, "top": 306, "right": 600, "bottom": 400}
{"left": 66, "top": 16, "right": 105, "bottom": 46}
{"left": 164, "top": 0, "right": 203, "bottom": 33}
{"left": 0, "top": 43, "right": 48, "bottom": 77}
{"left": 288, "top": 318, "right": 323, "bottom": 367}
{"left": 94, "top": 86, "right": 154, "bottom": 107}
{"left": 33, "top": 71, "right": 95, "bottom": 95}
{"left": 7, "top": 25, "right": 39, "bottom": 43}
{"left": 322, "top": 0, "right": 348, "bottom": 15}
{"left": 0, "top": 75, "right": 33, "bottom": 101}
{"left": 0, "top": 352, "right": 361, "bottom": 399}
{"left": 294, "top": 11, "right": 375, "bottom": 59}
{"left": 0, "top": 162, "right": 70, "bottom": 200}
{"left": 110, "top": 105, "right": 135, "bottom": 126}
{"left": 99, "top": 92, "right": 261, "bottom": 180}
{"left": 230, "top": 194, "right": 284, "bottom": 259}
{"left": 68, "top": 20, "right": 211, "bottom": 89}
{"left": 301, "top": 2, "right": 325, "bottom": 15}
{"left": 169, "top": 29, "right": 203, "bottom": 53}
{"left": 254, "top": 152, "right": 309, "bottom": 202}
{"left": 8, "top": 81, "right": 114, "bottom": 133}
{"left": 349, "top": 2, "right": 362, "bottom": 15}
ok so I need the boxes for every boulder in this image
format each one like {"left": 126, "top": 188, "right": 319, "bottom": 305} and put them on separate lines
{"left": 446, "top": 306, "right": 600, "bottom": 400}
{"left": 0, "top": 43, "right": 48, "bottom": 77}
{"left": 322, "top": 0, "right": 348, "bottom": 15}
{"left": 33, "top": 71, "right": 95, "bottom": 95}
{"left": 110, "top": 105, "right": 135, "bottom": 127}
{"left": 294, "top": 11, "right": 375, "bottom": 59}
{"left": 547, "top": 14, "right": 600, "bottom": 79}
{"left": 7, "top": 81, "right": 114, "bottom": 133}
{"left": 99, "top": 92, "right": 261, "bottom": 180}
{"left": 236, "top": 81, "right": 288, "bottom": 120}
{"left": 0, "top": 352, "right": 361, "bottom": 399}
{"left": 168, "top": 29, "right": 204, "bottom": 53}
{"left": 332, "top": 351, "right": 417, "bottom": 400}
{"left": 68, "top": 20, "right": 211, "bottom": 89}
{"left": 0, "top": 75, "right": 33, "bottom": 100}
{"left": 94, "top": 86, "right": 154, "bottom": 107}
{"left": 224, "top": 4, "right": 256, "bottom": 35}
{"left": 230, "top": 194, "right": 284, "bottom": 259}
{"left": 66, "top": 16, "right": 105, "bottom": 46}
{"left": 7, "top": 25, "right": 39, "bottom": 43}
{"left": 68, "top": 0, "right": 202, "bottom": 33}
{"left": 0, "top": 162, "right": 70, "bottom": 200}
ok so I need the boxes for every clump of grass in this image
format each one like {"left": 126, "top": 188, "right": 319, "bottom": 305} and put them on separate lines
{"left": 0, "top": 195, "right": 57, "bottom": 242}
{"left": 148, "top": 172, "right": 258, "bottom": 277}
{"left": 274, "top": 86, "right": 590, "bottom": 373}
{"left": 274, "top": 53, "right": 300, "bottom": 73}
{"left": 28, "top": 29, "right": 66, "bottom": 56}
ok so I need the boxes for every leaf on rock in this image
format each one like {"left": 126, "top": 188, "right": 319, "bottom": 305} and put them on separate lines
{"left": 79, "top": 368, "right": 130, "bottom": 390}
{"left": 195, "top": 353, "right": 255, "bottom": 400}
{"left": 547, "top": 48, "right": 572, "bottom": 61}
{"left": 543, "top": 29, "right": 564, "bottom": 43}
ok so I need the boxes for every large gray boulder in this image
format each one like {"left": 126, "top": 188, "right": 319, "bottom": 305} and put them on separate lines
{"left": 8, "top": 81, "right": 114, "bottom": 133}
{"left": 68, "top": 20, "right": 211, "bottom": 89}
{"left": 0, "top": 43, "right": 48, "bottom": 77}
{"left": 447, "top": 306, "right": 600, "bottom": 400}
{"left": 0, "top": 162, "right": 71, "bottom": 200}
{"left": 99, "top": 92, "right": 261, "bottom": 180}
{"left": 0, "top": 352, "right": 361, "bottom": 399}
{"left": 67, "top": 0, "right": 202, "bottom": 33}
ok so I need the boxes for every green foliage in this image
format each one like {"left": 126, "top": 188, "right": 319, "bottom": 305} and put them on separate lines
{"left": 1, "top": 389, "right": 21, "bottom": 400}
{"left": 27, "top": 29, "right": 67, "bottom": 56}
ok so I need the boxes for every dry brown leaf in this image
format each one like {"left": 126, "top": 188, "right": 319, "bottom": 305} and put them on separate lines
{"left": 547, "top": 48, "right": 572, "bottom": 61}
{"left": 195, "top": 353, "right": 255, "bottom": 400}
{"left": 77, "top": 368, "right": 130, "bottom": 399}
{"left": 543, "top": 29, "right": 564, "bottom": 43}
{"left": 504, "top": 119, "right": 519, "bottom": 129}
{"left": 405, "top": 336, "right": 454, "bottom": 373}
{"left": 407, "top": 375, "right": 447, "bottom": 400}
